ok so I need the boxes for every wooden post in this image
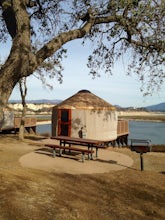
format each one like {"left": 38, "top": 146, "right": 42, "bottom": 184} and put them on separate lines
{"left": 53, "top": 148, "right": 56, "bottom": 158}
{"left": 140, "top": 153, "right": 144, "bottom": 171}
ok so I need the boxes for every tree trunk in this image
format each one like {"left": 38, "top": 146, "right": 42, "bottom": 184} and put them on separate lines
{"left": 0, "top": 48, "right": 30, "bottom": 121}
{"left": 18, "top": 77, "right": 27, "bottom": 140}
{"left": 0, "top": 0, "right": 31, "bottom": 120}
{"left": 0, "top": 0, "right": 95, "bottom": 122}
{"left": 18, "top": 105, "right": 26, "bottom": 140}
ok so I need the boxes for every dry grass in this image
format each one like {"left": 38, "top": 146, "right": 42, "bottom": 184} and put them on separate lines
{"left": 152, "top": 145, "right": 165, "bottom": 152}
{"left": 0, "top": 134, "right": 164, "bottom": 220}
{"left": 119, "top": 114, "right": 165, "bottom": 122}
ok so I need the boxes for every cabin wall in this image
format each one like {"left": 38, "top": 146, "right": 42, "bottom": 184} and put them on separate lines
{"left": 0, "top": 110, "right": 14, "bottom": 130}
{"left": 71, "top": 109, "right": 86, "bottom": 138}
{"left": 52, "top": 108, "right": 118, "bottom": 141}
{"left": 71, "top": 109, "right": 118, "bottom": 140}
{"left": 52, "top": 109, "right": 58, "bottom": 136}
{"left": 86, "top": 110, "right": 118, "bottom": 140}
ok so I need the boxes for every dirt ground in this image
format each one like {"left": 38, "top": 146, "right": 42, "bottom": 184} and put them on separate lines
{"left": 0, "top": 134, "right": 164, "bottom": 220}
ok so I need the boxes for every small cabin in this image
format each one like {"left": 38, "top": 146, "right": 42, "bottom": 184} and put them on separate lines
{"left": 0, "top": 109, "right": 36, "bottom": 133}
{"left": 52, "top": 90, "right": 118, "bottom": 141}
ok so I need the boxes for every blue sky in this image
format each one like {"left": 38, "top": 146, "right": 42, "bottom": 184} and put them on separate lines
{"left": 1, "top": 39, "right": 165, "bottom": 107}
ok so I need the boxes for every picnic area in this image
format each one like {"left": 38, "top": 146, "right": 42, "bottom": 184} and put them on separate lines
{"left": 0, "top": 134, "right": 164, "bottom": 220}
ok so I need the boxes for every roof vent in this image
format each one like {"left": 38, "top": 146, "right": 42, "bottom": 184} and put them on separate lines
{"left": 78, "top": 90, "right": 91, "bottom": 93}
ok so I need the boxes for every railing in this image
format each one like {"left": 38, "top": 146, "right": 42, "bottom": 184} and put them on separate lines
{"left": 14, "top": 117, "right": 37, "bottom": 128}
{"left": 117, "top": 120, "right": 129, "bottom": 136}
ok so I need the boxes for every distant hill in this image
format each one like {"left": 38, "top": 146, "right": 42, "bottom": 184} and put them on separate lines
{"left": 9, "top": 99, "right": 62, "bottom": 104}
{"left": 9, "top": 100, "right": 165, "bottom": 112}
{"left": 145, "top": 103, "right": 165, "bottom": 112}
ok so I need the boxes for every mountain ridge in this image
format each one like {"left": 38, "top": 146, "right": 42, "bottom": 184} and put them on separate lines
{"left": 145, "top": 103, "right": 165, "bottom": 112}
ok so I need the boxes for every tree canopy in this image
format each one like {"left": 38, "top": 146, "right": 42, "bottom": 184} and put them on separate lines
{"left": 0, "top": 0, "right": 164, "bottom": 110}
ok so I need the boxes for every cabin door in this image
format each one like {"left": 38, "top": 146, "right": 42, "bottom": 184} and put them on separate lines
{"left": 58, "top": 109, "right": 71, "bottom": 136}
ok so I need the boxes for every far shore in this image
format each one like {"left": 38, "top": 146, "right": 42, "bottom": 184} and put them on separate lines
{"left": 118, "top": 117, "right": 165, "bottom": 122}
{"left": 36, "top": 120, "right": 51, "bottom": 125}
{"left": 35, "top": 111, "right": 165, "bottom": 123}
{"left": 118, "top": 111, "right": 165, "bottom": 122}
{"left": 37, "top": 118, "right": 165, "bottom": 124}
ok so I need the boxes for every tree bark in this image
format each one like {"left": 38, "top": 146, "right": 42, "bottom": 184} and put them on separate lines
{"left": 0, "top": 0, "right": 31, "bottom": 114}
{"left": 18, "top": 77, "right": 27, "bottom": 140}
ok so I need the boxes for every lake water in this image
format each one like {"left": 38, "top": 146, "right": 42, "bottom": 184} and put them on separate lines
{"left": 128, "top": 121, "right": 165, "bottom": 145}
{"left": 37, "top": 121, "right": 165, "bottom": 145}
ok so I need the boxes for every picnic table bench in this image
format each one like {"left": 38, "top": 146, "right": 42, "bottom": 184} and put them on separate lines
{"left": 45, "top": 144, "right": 94, "bottom": 162}
{"left": 51, "top": 136, "right": 107, "bottom": 159}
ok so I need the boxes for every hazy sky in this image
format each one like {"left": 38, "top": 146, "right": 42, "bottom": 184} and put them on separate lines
{"left": 1, "top": 39, "right": 165, "bottom": 107}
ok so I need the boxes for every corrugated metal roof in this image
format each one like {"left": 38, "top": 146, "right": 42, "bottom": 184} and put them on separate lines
{"left": 53, "top": 90, "right": 116, "bottom": 110}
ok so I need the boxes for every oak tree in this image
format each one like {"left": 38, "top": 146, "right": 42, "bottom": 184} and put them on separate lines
{"left": 0, "top": 0, "right": 164, "bottom": 120}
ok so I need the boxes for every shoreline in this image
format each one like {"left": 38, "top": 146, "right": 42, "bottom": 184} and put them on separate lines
{"left": 36, "top": 119, "right": 165, "bottom": 125}
{"left": 118, "top": 111, "right": 165, "bottom": 122}
{"left": 120, "top": 118, "right": 165, "bottom": 123}
{"left": 36, "top": 120, "right": 51, "bottom": 125}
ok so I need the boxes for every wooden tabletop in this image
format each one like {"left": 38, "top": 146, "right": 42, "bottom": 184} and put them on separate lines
{"left": 51, "top": 136, "right": 105, "bottom": 145}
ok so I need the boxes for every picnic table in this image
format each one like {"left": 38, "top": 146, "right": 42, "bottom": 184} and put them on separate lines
{"left": 50, "top": 136, "right": 107, "bottom": 160}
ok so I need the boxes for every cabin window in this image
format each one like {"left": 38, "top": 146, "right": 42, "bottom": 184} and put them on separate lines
{"left": 58, "top": 109, "right": 71, "bottom": 136}
{"left": 61, "top": 110, "right": 69, "bottom": 122}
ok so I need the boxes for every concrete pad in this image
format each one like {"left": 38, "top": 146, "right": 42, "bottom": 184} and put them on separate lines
{"left": 19, "top": 147, "right": 134, "bottom": 174}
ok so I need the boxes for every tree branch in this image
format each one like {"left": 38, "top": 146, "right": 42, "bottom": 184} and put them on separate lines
{"left": 35, "top": 15, "right": 96, "bottom": 66}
